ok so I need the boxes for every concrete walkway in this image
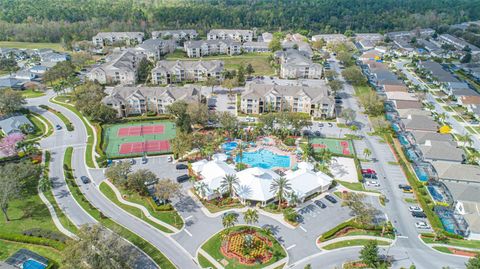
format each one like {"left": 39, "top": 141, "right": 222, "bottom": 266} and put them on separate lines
{"left": 317, "top": 235, "right": 394, "bottom": 249}
{"left": 198, "top": 248, "right": 225, "bottom": 269}
{"left": 38, "top": 189, "right": 78, "bottom": 239}
{"left": 103, "top": 180, "right": 182, "bottom": 233}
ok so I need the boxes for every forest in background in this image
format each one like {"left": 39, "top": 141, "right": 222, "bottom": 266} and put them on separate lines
{"left": 0, "top": 0, "right": 479, "bottom": 44}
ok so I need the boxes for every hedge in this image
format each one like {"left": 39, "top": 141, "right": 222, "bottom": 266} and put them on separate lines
{"left": 319, "top": 219, "right": 384, "bottom": 242}
{"left": 0, "top": 232, "right": 65, "bottom": 250}
{"left": 116, "top": 115, "right": 174, "bottom": 123}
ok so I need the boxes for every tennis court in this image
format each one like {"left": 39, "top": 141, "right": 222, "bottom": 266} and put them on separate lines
{"left": 117, "top": 124, "right": 165, "bottom": 137}
{"left": 309, "top": 137, "right": 355, "bottom": 156}
{"left": 103, "top": 121, "right": 176, "bottom": 158}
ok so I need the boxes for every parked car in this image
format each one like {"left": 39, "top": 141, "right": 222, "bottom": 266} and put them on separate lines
{"left": 130, "top": 159, "right": 136, "bottom": 165}
{"left": 227, "top": 106, "right": 235, "bottom": 109}
{"left": 141, "top": 157, "right": 148, "bottom": 164}
{"left": 402, "top": 186, "right": 413, "bottom": 193}
{"left": 327, "top": 123, "right": 333, "bottom": 127}
{"left": 303, "top": 130, "right": 312, "bottom": 136}
{"left": 415, "top": 221, "right": 430, "bottom": 229}
{"left": 366, "top": 181, "right": 380, "bottom": 187}
{"left": 411, "top": 211, "right": 427, "bottom": 218}
{"left": 167, "top": 156, "right": 173, "bottom": 162}
{"left": 325, "top": 195, "right": 337, "bottom": 204}
{"left": 319, "top": 123, "right": 324, "bottom": 127}
{"left": 176, "top": 163, "right": 188, "bottom": 170}
{"left": 398, "top": 184, "right": 410, "bottom": 189}
{"left": 80, "top": 176, "right": 90, "bottom": 184}
{"left": 55, "top": 124, "right": 62, "bottom": 130}
{"left": 362, "top": 169, "right": 377, "bottom": 175}
{"left": 314, "top": 200, "right": 326, "bottom": 209}
{"left": 409, "top": 206, "right": 423, "bottom": 213}
{"left": 363, "top": 174, "right": 378, "bottom": 180}
{"left": 176, "top": 174, "right": 190, "bottom": 183}
{"left": 314, "top": 131, "right": 321, "bottom": 136}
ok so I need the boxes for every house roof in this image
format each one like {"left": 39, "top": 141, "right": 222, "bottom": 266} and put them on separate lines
{"left": 136, "top": 39, "right": 175, "bottom": 52}
{"left": 401, "top": 115, "right": 438, "bottom": 131}
{"left": 236, "top": 167, "right": 278, "bottom": 202}
{"left": 284, "top": 168, "right": 332, "bottom": 198}
{"left": 459, "top": 95, "right": 480, "bottom": 105}
{"left": 0, "top": 114, "right": 32, "bottom": 134}
{"left": 383, "top": 84, "right": 408, "bottom": 92}
{"left": 103, "top": 85, "right": 202, "bottom": 105}
{"left": 393, "top": 100, "right": 423, "bottom": 109}
{"left": 419, "top": 61, "right": 459, "bottom": 83}
{"left": 397, "top": 109, "right": 430, "bottom": 118}
{"left": 433, "top": 162, "right": 480, "bottom": 184}
{"left": 242, "top": 82, "right": 333, "bottom": 105}
{"left": 208, "top": 29, "right": 253, "bottom": 35}
{"left": 410, "top": 130, "right": 454, "bottom": 145}
{"left": 419, "top": 141, "right": 464, "bottom": 163}
{"left": 0, "top": 78, "right": 25, "bottom": 89}
{"left": 385, "top": 91, "right": 418, "bottom": 101}
{"left": 184, "top": 39, "right": 241, "bottom": 49}
{"left": 152, "top": 60, "right": 224, "bottom": 74}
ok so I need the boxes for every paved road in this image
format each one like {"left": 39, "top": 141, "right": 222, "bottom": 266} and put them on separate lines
{"left": 28, "top": 93, "right": 198, "bottom": 269}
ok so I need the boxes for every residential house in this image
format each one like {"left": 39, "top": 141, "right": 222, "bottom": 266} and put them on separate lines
{"left": 87, "top": 50, "right": 145, "bottom": 85}
{"left": 184, "top": 40, "right": 241, "bottom": 57}
{"left": 355, "top": 33, "right": 384, "bottom": 43}
{"left": 359, "top": 49, "right": 384, "bottom": 63}
{"left": 240, "top": 82, "right": 335, "bottom": 118}
{"left": 383, "top": 84, "right": 408, "bottom": 92}
{"left": 418, "top": 61, "right": 460, "bottom": 85}
{"left": 442, "top": 181, "right": 480, "bottom": 239}
{"left": 410, "top": 130, "right": 455, "bottom": 146}
{"left": 151, "top": 60, "right": 224, "bottom": 84}
{"left": 102, "top": 84, "right": 203, "bottom": 117}
{"left": 397, "top": 109, "right": 431, "bottom": 119}
{"left": 311, "top": 34, "right": 347, "bottom": 43}
{"left": 401, "top": 114, "right": 439, "bottom": 132}
{"left": 92, "top": 32, "right": 145, "bottom": 47}
{"left": 260, "top": 32, "right": 273, "bottom": 43}
{"left": 0, "top": 114, "right": 33, "bottom": 135}
{"left": 0, "top": 78, "right": 26, "bottom": 90}
{"left": 39, "top": 52, "right": 69, "bottom": 63}
{"left": 207, "top": 29, "right": 254, "bottom": 42}
{"left": 392, "top": 100, "right": 424, "bottom": 110}
{"left": 135, "top": 39, "right": 176, "bottom": 60}
{"left": 243, "top": 42, "right": 270, "bottom": 53}
{"left": 151, "top": 30, "right": 198, "bottom": 40}
{"left": 439, "top": 34, "right": 480, "bottom": 55}
{"left": 419, "top": 140, "right": 464, "bottom": 163}
{"left": 281, "top": 41, "right": 313, "bottom": 58}
{"left": 385, "top": 91, "right": 418, "bottom": 101}
{"left": 274, "top": 49, "right": 322, "bottom": 79}
{"left": 285, "top": 33, "right": 307, "bottom": 42}
{"left": 458, "top": 96, "right": 480, "bottom": 119}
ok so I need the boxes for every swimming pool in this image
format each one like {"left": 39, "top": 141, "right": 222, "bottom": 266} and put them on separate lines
{"left": 222, "top": 141, "right": 238, "bottom": 152}
{"left": 236, "top": 149, "right": 291, "bottom": 169}
{"left": 413, "top": 165, "right": 429, "bottom": 181}
{"left": 428, "top": 185, "right": 444, "bottom": 202}
{"left": 23, "top": 259, "right": 47, "bottom": 269}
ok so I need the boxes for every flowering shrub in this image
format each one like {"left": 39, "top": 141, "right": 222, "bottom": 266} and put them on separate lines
{"left": 220, "top": 230, "right": 273, "bottom": 264}
{"left": 0, "top": 132, "right": 25, "bottom": 156}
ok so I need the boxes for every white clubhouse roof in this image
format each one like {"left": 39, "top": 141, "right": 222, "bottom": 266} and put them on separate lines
{"left": 236, "top": 167, "right": 279, "bottom": 202}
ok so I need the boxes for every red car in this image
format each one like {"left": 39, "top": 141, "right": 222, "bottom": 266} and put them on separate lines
{"left": 361, "top": 169, "right": 376, "bottom": 175}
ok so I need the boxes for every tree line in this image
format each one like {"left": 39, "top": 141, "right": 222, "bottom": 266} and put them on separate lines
{"left": 0, "top": 0, "right": 478, "bottom": 44}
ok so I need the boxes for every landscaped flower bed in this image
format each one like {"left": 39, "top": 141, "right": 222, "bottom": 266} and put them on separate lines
{"left": 220, "top": 230, "right": 273, "bottom": 265}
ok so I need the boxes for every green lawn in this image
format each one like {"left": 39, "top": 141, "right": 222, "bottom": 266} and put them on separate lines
{"left": 422, "top": 236, "right": 480, "bottom": 249}
{"left": 336, "top": 180, "right": 380, "bottom": 194}
{"left": 201, "top": 226, "right": 286, "bottom": 269}
{"left": 353, "top": 85, "right": 373, "bottom": 97}
{"left": 165, "top": 52, "right": 275, "bottom": 76}
{"left": 404, "top": 198, "right": 418, "bottom": 204}
{"left": 42, "top": 105, "right": 74, "bottom": 131}
{"left": 322, "top": 239, "right": 390, "bottom": 250}
{"left": 198, "top": 253, "right": 217, "bottom": 269}
{"left": 98, "top": 182, "right": 175, "bottom": 233}
{"left": 0, "top": 41, "right": 66, "bottom": 52}
{"left": 25, "top": 112, "right": 50, "bottom": 140}
{"left": 62, "top": 147, "right": 175, "bottom": 269}
{"left": 21, "top": 89, "right": 46, "bottom": 98}
{"left": 0, "top": 239, "right": 63, "bottom": 267}
{"left": 51, "top": 97, "right": 96, "bottom": 168}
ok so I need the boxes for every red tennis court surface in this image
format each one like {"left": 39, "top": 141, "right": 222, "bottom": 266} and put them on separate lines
{"left": 312, "top": 144, "right": 327, "bottom": 149}
{"left": 118, "top": 140, "right": 170, "bottom": 154}
{"left": 117, "top": 125, "right": 165, "bottom": 137}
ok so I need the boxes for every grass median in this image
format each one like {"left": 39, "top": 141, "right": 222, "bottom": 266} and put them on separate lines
{"left": 25, "top": 112, "right": 53, "bottom": 140}
{"left": 198, "top": 253, "right": 217, "bottom": 269}
{"left": 63, "top": 147, "right": 175, "bottom": 269}
{"left": 322, "top": 239, "right": 390, "bottom": 250}
{"left": 98, "top": 182, "right": 174, "bottom": 233}
{"left": 39, "top": 104, "right": 74, "bottom": 131}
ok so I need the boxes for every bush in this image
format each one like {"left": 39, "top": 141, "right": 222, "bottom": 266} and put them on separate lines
{"left": 236, "top": 162, "right": 248, "bottom": 171}
{"left": 283, "top": 137, "right": 296, "bottom": 146}
{"left": 0, "top": 232, "right": 65, "bottom": 250}
{"left": 154, "top": 204, "right": 174, "bottom": 211}
{"left": 283, "top": 207, "right": 299, "bottom": 222}
{"left": 22, "top": 228, "right": 68, "bottom": 243}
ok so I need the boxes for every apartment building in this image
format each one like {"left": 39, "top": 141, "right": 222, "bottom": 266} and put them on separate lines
{"left": 151, "top": 60, "right": 224, "bottom": 84}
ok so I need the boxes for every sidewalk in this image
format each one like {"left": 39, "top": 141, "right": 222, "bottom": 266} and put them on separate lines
{"left": 317, "top": 235, "right": 393, "bottom": 249}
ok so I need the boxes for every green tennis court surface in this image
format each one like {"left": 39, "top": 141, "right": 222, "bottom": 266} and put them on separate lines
{"left": 309, "top": 137, "right": 355, "bottom": 156}
{"left": 103, "top": 121, "right": 176, "bottom": 158}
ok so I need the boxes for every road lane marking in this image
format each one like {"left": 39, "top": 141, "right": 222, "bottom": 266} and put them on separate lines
{"left": 299, "top": 226, "right": 307, "bottom": 232}
{"left": 286, "top": 244, "right": 296, "bottom": 250}
{"left": 184, "top": 229, "right": 193, "bottom": 237}
{"left": 185, "top": 215, "right": 193, "bottom": 220}
{"left": 397, "top": 235, "right": 408, "bottom": 239}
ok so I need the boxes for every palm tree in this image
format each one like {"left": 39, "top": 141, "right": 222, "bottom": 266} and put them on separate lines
{"left": 436, "top": 112, "right": 447, "bottom": 124}
{"left": 424, "top": 102, "right": 435, "bottom": 111}
{"left": 270, "top": 177, "right": 292, "bottom": 210}
{"left": 38, "top": 175, "right": 50, "bottom": 192}
{"left": 222, "top": 213, "right": 238, "bottom": 230}
{"left": 287, "top": 191, "right": 300, "bottom": 206}
{"left": 220, "top": 174, "right": 239, "bottom": 198}
{"left": 243, "top": 209, "right": 259, "bottom": 229}
{"left": 459, "top": 133, "right": 473, "bottom": 148}
{"left": 194, "top": 182, "right": 209, "bottom": 199}
{"left": 315, "top": 149, "right": 333, "bottom": 165}
{"left": 363, "top": 148, "right": 372, "bottom": 159}
{"left": 300, "top": 143, "right": 314, "bottom": 161}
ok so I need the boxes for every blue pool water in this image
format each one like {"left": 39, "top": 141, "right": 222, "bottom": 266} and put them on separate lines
{"left": 440, "top": 217, "right": 456, "bottom": 234}
{"left": 391, "top": 123, "right": 401, "bottom": 133}
{"left": 406, "top": 148, "right": 420, "bottom": 162}
{"left": 236, "top": 149, "right": 291, "bottom": 169}
{"left": 23, "top": 259, "right": 47, "bottom": 269}
{"left": 428, "top": 186, "right": 444, "bottom": 202}
{"left": 398, "top": 135, "right": 410, "bottom": 146}
{"left": 413, "top": 165, "right": 429, "bottom": 181}
{"left": 222, "top": 141, "right": 238, "bottom": 151}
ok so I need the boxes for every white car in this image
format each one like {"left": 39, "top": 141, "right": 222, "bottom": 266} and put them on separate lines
{"left": 409, "top": 206, "right": 423, "bottom": 213}
{"left": 366, "top": 181, "right": 380, "bottom": 187}
{"left": 415, "top": 221, "right": 430, "bottom": 229}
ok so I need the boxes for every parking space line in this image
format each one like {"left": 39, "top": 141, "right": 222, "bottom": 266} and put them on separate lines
{"left": 184, "top": 229, "right": 192, "bottom": 237}
{"left": 185, "top": 215, "right": 193, "bottom": 220}
{"left": 299, "top": 226, "right": 307, "bottom": 232}
{"left": 286, "top": 244, "right": 296, "bottom": 250}
{"left": 397, "top": 235, "right": 408, "bottom": 239}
